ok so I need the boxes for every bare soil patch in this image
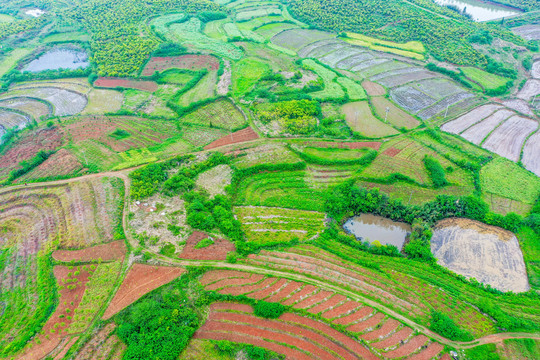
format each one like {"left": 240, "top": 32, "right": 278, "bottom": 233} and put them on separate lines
{"left": 52, "top": 240, "right": 126, "bottom": 262}
{"left": 94, "top": 78, "right": 158, "bottom": 92}
{"left": 102, "top": 264, "right": 185, "bottom": 319}
{"left": 204, "top": 127, "right": 259, "bottom": 149}
{"left": 178, "top": 231, "right": 235, "bottom": 261}
{"left": 142, "top": 55, "right": 220, "bottom": 76}
{"left": 196, "top": 164, "right": 232, "bottom": 198}
{"left": 362, "top": 80, "right": 386, "bottom": 96}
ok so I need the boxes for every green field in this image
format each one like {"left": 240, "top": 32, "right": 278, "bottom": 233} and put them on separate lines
{"left": 302, "top": 59, "right": 345, "bottom": 100}
{"left": 461, "top": 67, "right": 510, "bottom": 90}
{"left": 181, "top": 98, "right": 247, "bottom": 130}
{"left": 232, "top": 57, "right": 269, "bottom": 96}
{"left": 341, "top": 101, "right": 398, "bottom": 137}
{"left": 0, "top": 48, "right": 32, "bottom": 78}
{"left": 343, "top": 32, "right": 425, "bottom": 60}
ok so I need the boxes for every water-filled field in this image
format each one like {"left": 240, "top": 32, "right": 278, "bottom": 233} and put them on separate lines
{"left": 343, "top": 214, "right": 411, "bottom": 250}
{"left": 23, "top": 48, "right": 89, "bottom": 72}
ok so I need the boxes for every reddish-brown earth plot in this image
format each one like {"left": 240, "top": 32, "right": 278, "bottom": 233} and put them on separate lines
{"left": 52, "top": 240, "right": 126, "bottom": 262}
{"left": 94, "top": 78, "right": 158, "bottom": 92}
{"left": 177, "top": 231, "right": 235, "bottom": 261}
{"left": 16, "top": 148, "right": 83, "bottom": 182}
{"left": 102, "top": 264, "right": 185, "bottom": 319}
{"left": 204, "top": 127, "right": 259, "bottom": 149}
{"left": 142, "top": 55, "right": 220, "bottom": 76}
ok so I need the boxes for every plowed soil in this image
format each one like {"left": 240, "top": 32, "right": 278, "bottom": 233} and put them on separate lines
{"left": 178, "top": 231, "right": 235, "bottom": 261}
{"left": 142, "top": 55, "right": 220, "bottom": 76}
{"left": 102, "top": 264, "right": 185, "bottom": 319}
{"left": 94, "top": 78, "right": 158, "bottom": 92}
{"left": 52, "top": 240, "right": 126, "bottom": 262}
{"left": 204, "top": 127, "right": 259, "bottom": 149}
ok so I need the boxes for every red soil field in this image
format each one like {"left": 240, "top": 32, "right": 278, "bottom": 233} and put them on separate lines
{"left": 178, "top": 231, "right": 235, "bottom": 261}
{"left": 142, "top": 55, "right": 220, "bottom": 76}
{"left": 52, "top": 240, "right": 126, "bottom": 262}
{"left": 321, "top": 300, "right": 362, "bottom": 319}
{"left": 199, "top": 303, "right": 379, "bottom": 360}
{"left": 293, "top": 290, "right": 332, "bottom": 309}
{"left": 361, "top": 318, "right": 400, "bottom": 341}
{"left": 102, "top": 264, "right": 185, "bottom": 319}
{"left": 73, "top": 323, "right": 116, "bottom": 360}
{"left": 281, "top": 285, "right": 318, "bottom": 306}
{"left": 371, "top": 327, "right": 413, "bottom": 349}
{"left": 383, "top": 147, "right": 402, "bottom": 157}
{"left": 308, "top": 294, "right": 347, "bottom": 314}
{"left": 347, "top": 312, "right": 385, "bottom": 333}
{"left": 265, "top": 280, "right": 303, "bottom": 303}
{"left": 0, "top": 127, "right": 63, "bottom": 179}
{"left": 248, "top": 278, "right": 289, "bottom": 300}
{"left": 94, "top": 78, "right": 158, "bottom": 92}
{"left": 218, "top": 277, "right": 276, "bottom": 296}
{"left": 333, "top": 306, "right": 375, "bottom": 325}
{"left": 205, "top": 273, "right": 264, "bottom": 291}
{"left": 204, "top": 127, "right": 259, "bottom": 150}
{"left": 407, "top": 342, "right": 444, "bottom": 360}
{"left": 362, "top": 81, "right": 386, "bottom": 96}
{"left": 53, "top": 336, "right": 79, "bottom": 360}
{"left": 200, "top": 269, "right": 252, "bottom": 285}
{"left": 384, "top": 335, "right": 428, "bottom": 358}
{"left": 20, "top": 266, "right": 91, "bottom": 360}
{"left": 210, "top": 302, "right": 254, "bottom": 313}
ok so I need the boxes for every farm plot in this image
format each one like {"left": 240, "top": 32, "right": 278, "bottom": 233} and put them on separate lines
{"left": 183, "top": 126, "right": 229, "bottom": 148}
{"left": 16, "top": 148, "right": 83, "bottom": 182}
{"left": 342, "top": 101, "right": 398, "bottom": 137}
{"left": 460, "top": 109, "right": 515, "bottom": 145}
{"left": 517, "top": 79, "right": 540, "bottom": 101}
{"left": 196, "top": 164, "right": 232, "bottom": 198}
{"left": 231, "top": 143, "right": 301, "bottom": 169}
{"left": 102, "top": 264, "right": 186, "bottom": 320}
{"left": 373, "top": 70, "right": 436, "bottom": 88}
{"left": 0, "top": 177, "right": 124, "bottom": 357}
{"left": 255, "top": 22, "right": 299, "bottom": 40}
{"left": 71, "top": 323, "right": 125, "bottom": 360}
{"left": 233, "top": 57, "right": 269, "bottom": 96}
{"left": 513, "top": 24, "right": 540, "bottom": 41}
{"left": 417, "top": 92, "right": 475, "bottom": 120}
{"left": 195, "top": 302, "right": 386, "bottom": 360}
{"left": 361, "top": 61, "right": 413, "bottom": 79}
{"left": 390, "top": 86, "right": 437, "bottom": 115}
{"left": 440, "top": 104, "right": 502, "bottom": 134}
{"left": 460, "top": 67, "right": 510, "bottom": 91}
{"left": 303, "top": 41, "right": 347, "bottom": 59}
{"left": 0, "top": 48, "right": 32, "bottom": 78}
{"left": 0, "top": 97, "right": 51, "bottom": 121}
{"left": 94, "top": 78, "right": 158, "bottom": 92}
{"left": 176, "top": 70, "right": 218, "bottom": 107}
{"left": 305, "top": 163, "right": 356, "bottom": 189}
{"left": 482, "top": 116, "right": 538, "bottom": 161}
{"left": 83, "top": 88, "right": 123, "bottom": 115}
{"left": 0, "top": 87, "right": 87, "bottom": 116}
{"left": 142, "top": 55, "right": 220, "bottom": 76}
{"left": 178, "top": 231, "right": 235, "bottom": 260}
{"left": 522, "top": 131, "right": 540, "bottom": 176}
{"left": 52, "top": 240, "right": 127, "bottom": 262}
{"left": 0, "top": 109, "right": 30, "bottom": 135}
{"left": 235, "top": 206, "right": 325, "bottom": 245}
{"left": 236, "top": 6, "right": 281, "bottom": 21}
{"left": 532, "top": 61, "right": 540, "bottom": 79}
{"left": 335, "top": 52, "right": 374, "bottom": 71}
{"left": 204, "top": 126, "right": 259, "bottom": 149}
{"left": 0, "top": 127, "right": 63, "bottom": 181}
{"left": 350, "top": 59, "right": 390, "bottom": 73}
{"left": 162, "top": 17, "right": 243, "bottom": 60}
{"left": 337, "top": 77, "right": 366, "bottom": 100}
{"left": 271, "top": 28, "right": 335, "bottom": 52}
{"left": 362, "top": 81, "right": 386, "bottom": 96}
{"left": 413, "top": 78, "right": 466, "bottom": 100}
{"left": 370, "top": 97, "right": 419, "bottom": 129}
{"left": 234, "top": 170, "right": 326, "bottom": 212}
{"left": 181, "top": 99, "right": 246, "bottom": 130}
{"left": 503, "top": 99, "right": 535, "bottom": 117}
{"left": 223, "top": 22, "right": 264, "bottom": 42}
{"left": 371, "top": 66, "right": 422, "bottom": 83}
{"left": 243, "top": 245, "right": 495, "bottom": 337}
{"left": 319, "top": 46, "right": 363, "bottom": 68}
{"left": 302, "top": 59, "right": 345, "bottom": 101}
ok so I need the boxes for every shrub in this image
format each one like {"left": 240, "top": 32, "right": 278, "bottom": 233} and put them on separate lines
{"left": 430, "top": 310, "right": 473, "bottom": 341}
{"left": 194, "top": 237, "right": 214, "bottom": 249}
{"left": 423, "top": 155, "right": 448, "bottom": 188}
{"left": 403, "top": 219, "right": 435, "bottom": 262}
{"left": 254, "top": 301, "right": 286, "bottom": 319}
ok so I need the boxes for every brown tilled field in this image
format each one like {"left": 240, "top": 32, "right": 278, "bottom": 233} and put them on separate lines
{"left": 94, "top": 78, "right": 158, "bottom": 92}
{"left": 178, "top": 231, "right": 235, "bottom": 261}
{"left": 204, "top": 127, "right": 259, "bottom": 149}
{"left": 142, "top": 55, "right": 220, "bottom": 76}
{"left": 102, "top": 264, "right": 185, "bottom": 319}
{"left": 52, "top": 240, "right": 126, "bottom": 262}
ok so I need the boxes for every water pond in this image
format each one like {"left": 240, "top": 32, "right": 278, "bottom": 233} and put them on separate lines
{"left": 433, "top": 0, "right": 521, "bottom": 21}
{"left": 431, "top": 218, "right": 529, "bottom": 293}
{"left": 343, "top": 214, "right": 411, "bottom": 250}
{"left": 23, "top": 48, "right": 89, "bottom": 73}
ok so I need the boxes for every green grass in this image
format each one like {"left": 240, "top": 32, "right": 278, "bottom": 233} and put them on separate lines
{"left": 336, "top": 77, "right": 366, "bottom": 100}
{"left": 481, "top": 157, "right": 540, "bottom": 205}
{"left": 177, "top": 70, "right": 218, "bottom": 107}
{"left": 122, "top": 89, "right": 152, "bottom": 112}
{"left": 159, "top": 69, "right": 195, "bottom": 85}
{"left": 195, "top": 237, "right": 214, "bottom": 249}
{"left": 465, "top": 344, "right": 500, "bottom": 360}
{"left": 371, "top": 97, "right": 419, "bottom": 129}
{"left": 68, "top": 261, "right": 122, "bottom": 333}
{"left": 235, "top": 206, "right": 325, "bottom": 245}
{"left": 302, "top": 59, "right": 345, "bottom": 101}
{"left": 233, "top": 58, "right": 269, "bottom": 96}
{"left": 501, "top": 339, "right": 540, "bottom": 359}
{"left": 517, "top": 227, "right": 540, "bottom": 290}
{"left": 343, "top": 32, "right": 425, "bottom": 60}
{"left": 0, "top": 48, "right": 32, "bottom": 78}
{"left": 42, "top": 31, "right": 90, "bottom": 43}
{"left": 234, "top": 170, "right": 325, "bottom": 211}
{"left": 460, "top": 67, "right": 510, "bottom": 90}
{"left": 0, "top": 14, "right": 15, "bottom": 23}
{"left": 181, "top": 98, "right": 246, "bottom": 131}
{"left": 302, "top": 147, "right": 368, "bottom": 161}
{"left": 232, "top": 144, "right": 301, "bottom": 169}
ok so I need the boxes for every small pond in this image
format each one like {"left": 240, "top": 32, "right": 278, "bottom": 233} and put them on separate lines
{"left": 25, "top": 8, "right": 46, "bottom": 17}
{"left": 23, "top": 48, "right": 89, "bottom": 73}
{"left": 343, "top": 214, "right": 411, "bottom": 250}
{"left": 433, "top": 0, "right": 521, "bottom": 21}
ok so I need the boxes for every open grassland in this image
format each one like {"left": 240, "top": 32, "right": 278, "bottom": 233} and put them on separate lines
{"left": 181, "top": 98, "right": 246, "bottom": 131}
{"left": 460, "top": 67, "right": 510, "bottom": 91}
{"left": 302, "top": 59, "right": 345, "bottom": 101}
{"left": 234, "top": 170, "right": 326, "bottom": 211}
{"left": 235, "top": 206, "right": 325, "bottom": 245}
{"left": 0, "top": 48, "right": 32, "bottom": 78}
{"left": 42, "top": 31, "right": 90, "bottom": 43}
{"left": 233, "top": 58, "right": 269, "bottom": 96}
{"left": 341, "top": 101, "right": 398, "bottom": 137}
{"left": 0, "top": 177, "right": 124, "bottom": 358}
